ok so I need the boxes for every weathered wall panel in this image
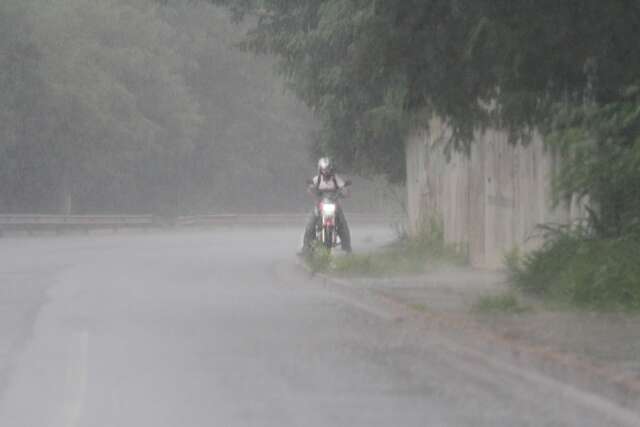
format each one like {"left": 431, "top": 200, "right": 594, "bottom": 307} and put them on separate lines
{"left": 406, "top": 119, "right": 584, "bottom": 269}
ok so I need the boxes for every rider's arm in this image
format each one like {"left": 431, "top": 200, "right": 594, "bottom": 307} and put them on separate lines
{"left": 335, "top": 174, "right": 351, "bottom": 198}
{"left": 306, "top": 176, "right": 319, "bottom": 197}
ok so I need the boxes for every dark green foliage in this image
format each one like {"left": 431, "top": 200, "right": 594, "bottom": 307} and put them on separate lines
{"left": 212, "top": 0, "right": 640, "bottom": 179}
{"left": 546, "top": 86, "right": 640, "bottom": 238}
{"left": 508, "top": 227, "right": 640, "bottom": 310}
{"left": 513, "top": 85, "right": 640, "bottom": 311}
{"left": 214, "top": 0, "right": 640, "bottom": 308}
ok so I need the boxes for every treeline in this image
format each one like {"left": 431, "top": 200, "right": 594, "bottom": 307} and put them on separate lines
{"left": 0, "top": 0, "right": 315, "bottom": 214}
{"left": 212, "top": 1, "right": 640, "bottom": 185}
{"left": 215, "top": 0, "right": 640, "bottom": 308}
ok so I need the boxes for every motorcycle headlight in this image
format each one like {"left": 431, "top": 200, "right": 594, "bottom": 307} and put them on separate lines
{"left": 321, "top": 203, "right": 336, "bottom": 216}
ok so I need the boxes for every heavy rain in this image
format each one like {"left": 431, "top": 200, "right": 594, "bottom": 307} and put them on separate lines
{"left": 0, "top": 1, "right": 639, "bottom": 426}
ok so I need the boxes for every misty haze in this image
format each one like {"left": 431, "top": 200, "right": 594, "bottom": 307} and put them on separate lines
{"left": 1, "top": 1, "right": 639, "bottom": 426}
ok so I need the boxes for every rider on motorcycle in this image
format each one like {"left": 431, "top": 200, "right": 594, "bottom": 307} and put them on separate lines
{"left": 301, "top": 157, "right": 352, "bottom": 253}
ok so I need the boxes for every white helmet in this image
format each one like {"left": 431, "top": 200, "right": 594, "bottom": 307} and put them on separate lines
{"left": 318, "top": 157, "right": 334, "bottom": 177}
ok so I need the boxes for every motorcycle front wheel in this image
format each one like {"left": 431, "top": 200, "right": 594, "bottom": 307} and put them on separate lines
{"left": 323, "top": 227, "right": 333, "bottom": 250}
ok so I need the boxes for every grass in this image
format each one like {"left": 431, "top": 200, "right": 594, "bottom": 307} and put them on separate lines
{"left": 305, "top": 242, "right": 333, "bottom": 274}
{"left": 506, "top": 228, "right": 640, "bottom": 312}
{"left": 409, "top": 303, "right": 429, "bottom": 312}
{"left": 472, "top": 292, "right": 531, "bottom": 314}
{"left": 305, "top": 220, "right": 467, "bottom": 277}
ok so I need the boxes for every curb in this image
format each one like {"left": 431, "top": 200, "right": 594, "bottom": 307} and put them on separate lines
{"left": 295, "top": 258, "right": 640, "bottom": 413}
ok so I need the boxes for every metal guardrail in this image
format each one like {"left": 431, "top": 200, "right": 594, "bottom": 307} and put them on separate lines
{"left": 0, "top": 213, "right": 402, "bottom": 235}
{"left": 178, "top": 214, "right": 306, "bottom": 226}
{"left": 0, "top": 214, "right": 153, "bottom": 226}
{"left": 0, "top": 215, "right": 155, "bottom": 236}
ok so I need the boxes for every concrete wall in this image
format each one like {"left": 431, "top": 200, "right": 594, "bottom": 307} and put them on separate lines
{"left": 406, "top": 119, "right": 586, "bottom": 269}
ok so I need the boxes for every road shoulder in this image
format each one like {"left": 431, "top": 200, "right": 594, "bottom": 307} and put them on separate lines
{"left": 294, "top": 258, "right": 640, "bottom": 413}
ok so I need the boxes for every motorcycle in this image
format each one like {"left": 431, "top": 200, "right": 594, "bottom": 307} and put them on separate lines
{"left": 307, "top": 180, "right": 351, "bottom": 252}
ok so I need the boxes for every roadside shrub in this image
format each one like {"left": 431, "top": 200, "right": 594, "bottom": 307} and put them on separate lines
{"left": 508, "top": 227, "right": 640, "bottom": 310}
{"left": 508, "top": 85, "right": 640, "bottom": 311}
{"left": 305, "top": 243, "right": 332, "bottom": 273}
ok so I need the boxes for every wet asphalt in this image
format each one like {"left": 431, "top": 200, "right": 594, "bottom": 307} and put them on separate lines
{"left": 0, "top": 226, "right": 638, "bottom": 427}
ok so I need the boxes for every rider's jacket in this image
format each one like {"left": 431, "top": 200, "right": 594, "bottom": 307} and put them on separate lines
{"left": 310, "top": 174, "right": 347, "bottom": 192}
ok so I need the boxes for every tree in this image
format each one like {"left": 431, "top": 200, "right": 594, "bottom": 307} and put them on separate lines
{"left": 0, "top": 0, "right": 55, "bottom": 212}
{"left": 1, "top": 0, "right": 316, "bottom": 214}
{"left": 209, "top": 0, "right": 640, "bottom": 307}
{"left": 211, "top": 1, "right": 640, "bottom": 177}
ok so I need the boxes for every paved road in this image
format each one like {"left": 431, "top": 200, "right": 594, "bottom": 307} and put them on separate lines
{"left": 0, "top": 226, "right": 638, "bottom": 427}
